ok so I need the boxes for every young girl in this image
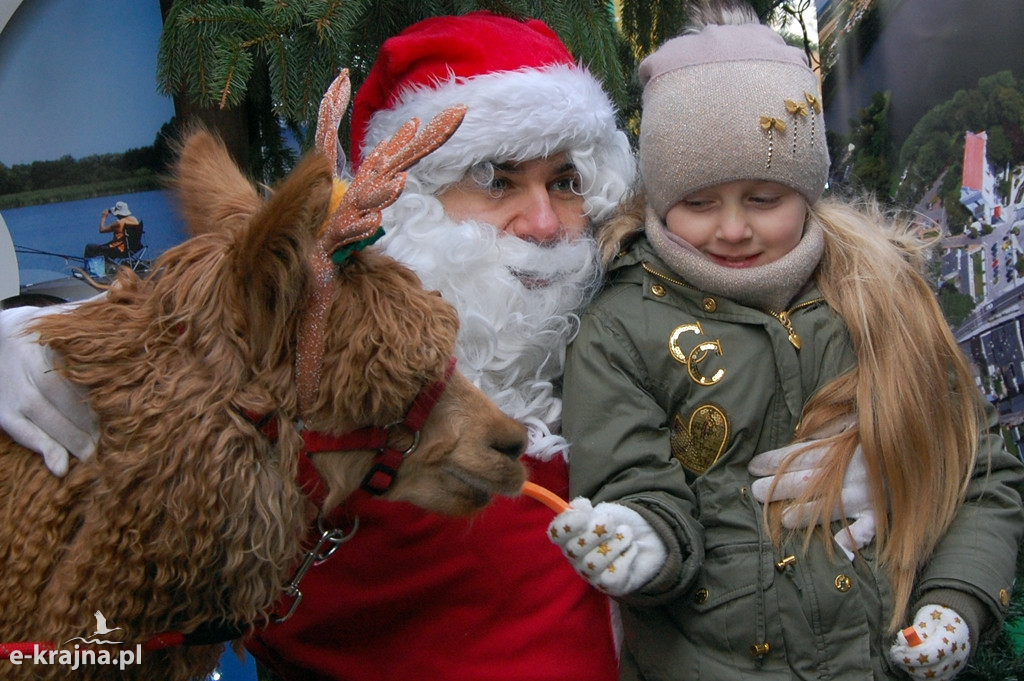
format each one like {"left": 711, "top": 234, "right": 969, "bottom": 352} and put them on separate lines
{"left": 549, "top": 3, "right": 1024, "bottom": 680}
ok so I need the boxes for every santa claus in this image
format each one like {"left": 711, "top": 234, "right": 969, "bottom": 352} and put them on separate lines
{"left": 246, "top": 11, "right": 635, "bottom": 681}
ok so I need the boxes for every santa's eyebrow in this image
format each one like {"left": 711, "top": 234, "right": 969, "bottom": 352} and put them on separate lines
{"left": 491, "top": 161, "right": 578, "bottom": 175}
{"left": 491, "top": 161, "right": 522, "bottom": 174}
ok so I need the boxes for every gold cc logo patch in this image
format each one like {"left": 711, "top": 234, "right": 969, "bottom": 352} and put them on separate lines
{"left": 669, "top": 323, "right": 725, "bottom": 386}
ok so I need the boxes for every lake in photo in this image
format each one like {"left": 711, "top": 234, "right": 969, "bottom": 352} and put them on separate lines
{"left": 3, "top": 189, "right": 188, "bottom": 287}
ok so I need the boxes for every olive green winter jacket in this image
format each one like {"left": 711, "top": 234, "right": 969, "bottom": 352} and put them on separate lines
{"left": 564, "top": 237, "right": 1024, "bottom": 681}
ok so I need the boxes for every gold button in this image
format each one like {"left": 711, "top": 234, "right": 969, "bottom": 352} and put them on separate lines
{"left": 651, "top": 284, "right": 666, "bottom": 297}
{"left": 702, "top": 297, "right": 717, "bottom": 312}
{"left": 1000, "top": 589, "right": 1010, "bottom": 607}
{"left": 775, "top": 555, "right": 797, "bottom": 571}
{"left": 750, "top": 642, "right": 771, "bottom": 657}
{"left": 694, "top": 588, "right": 709, "bottom": 604}
{"left": 834, "top": 574, "right": 853, "bottom": 592}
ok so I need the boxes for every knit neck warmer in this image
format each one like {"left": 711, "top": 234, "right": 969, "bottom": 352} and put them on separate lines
{"left": 643, "top": 205, "right": 824, "bottom": 311}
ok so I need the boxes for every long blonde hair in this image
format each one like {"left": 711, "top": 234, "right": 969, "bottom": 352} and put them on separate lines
{"left": 789, "top": 196, "right": 980, "bottom": 632}
{"left": 596, "top": 192, "right": 982, "bottom": 632}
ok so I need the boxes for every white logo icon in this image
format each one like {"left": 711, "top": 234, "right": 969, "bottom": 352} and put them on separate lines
{"left": 62, "top": 611, "right": 124, "bottom": 646}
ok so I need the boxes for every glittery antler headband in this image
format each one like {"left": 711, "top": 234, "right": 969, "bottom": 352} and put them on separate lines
{"left": 296, "top": 70, "right": 466, "bottom": 412}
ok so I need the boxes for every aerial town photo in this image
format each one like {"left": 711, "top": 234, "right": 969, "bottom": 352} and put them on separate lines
{"left": 946, "top": 129, "right": 1024, "bottom": 431}
{"left": 819, "top": 0, "right": 1024, "bottom": 451}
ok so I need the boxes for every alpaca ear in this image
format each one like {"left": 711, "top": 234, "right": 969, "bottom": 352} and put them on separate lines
{"left": 171, "top": 129, "right": 262, "bottom": 236}
{"left": 229, "top": 153, "right": 335, "bottom": 349}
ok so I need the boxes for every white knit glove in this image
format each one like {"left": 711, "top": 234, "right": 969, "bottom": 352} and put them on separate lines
{"left": 889, "top": 604, "right": 971, "bottom": 681}
{"left": 0, "top": 304, "right": 99, "bottom": 475}
{"left": 748, "top": 439, "right": 875, "bottom": 560}
{"left": 548, "top": 498, "right": 667, "bottom": 596}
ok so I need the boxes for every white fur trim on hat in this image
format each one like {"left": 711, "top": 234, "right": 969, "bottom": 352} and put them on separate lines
{"left": 360, "top": 65, "right": 635, "bottom": 222}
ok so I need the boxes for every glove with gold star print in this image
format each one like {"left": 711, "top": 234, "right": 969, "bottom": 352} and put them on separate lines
{"left": 548, "top": 498, "right": 667, "bottom": 597}
{"left": 888, "top": 604, "right": 971, "bottom": 681}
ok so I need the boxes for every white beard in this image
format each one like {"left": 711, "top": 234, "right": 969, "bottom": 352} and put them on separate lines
{"left": 378, "top": 190, "right": 604, "bottom": 461}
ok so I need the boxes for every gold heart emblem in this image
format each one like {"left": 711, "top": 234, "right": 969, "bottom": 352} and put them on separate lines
{"left": 671, "top": 404, "right": 729, "bottom": 475}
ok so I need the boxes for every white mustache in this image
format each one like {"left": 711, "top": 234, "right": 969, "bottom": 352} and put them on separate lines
{"left": 493, "top": 230, "right": 601, "bottom": 289}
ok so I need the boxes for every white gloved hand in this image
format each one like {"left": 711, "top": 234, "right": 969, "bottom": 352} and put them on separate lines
{"left": 748, "top": 439, "right": 876, "bottom": 560}
{"left": 0, "top": 305, "right": 99, "bottom": 475}
{"left": 889, "top": 604, "right": 971, "bottom": 681}
{"left": 548, "top": 498, "right": 667, "bottom": 596}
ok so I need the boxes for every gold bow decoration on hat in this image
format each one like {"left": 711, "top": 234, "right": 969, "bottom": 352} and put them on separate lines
{"left": 759, "top": 116, "right": 787, "bottom": 169}
{"left": 785, "top": 99, "right": 808, "bottom": 117}
{"left": 803, "top": 92, "right": 822, "bottom": 146}
{"left": 783, "top": 100, "right": 807, "bottom": 156}
{"left": 760, "top": 116, "right": 787, "bottom": 132}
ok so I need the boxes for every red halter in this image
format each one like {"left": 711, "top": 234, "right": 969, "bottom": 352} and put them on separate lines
{"left": 302, "top": 355, "right": 457, "bottom": 502}
{"left": 238, "top": 356, "right": 457, "bottom": 509}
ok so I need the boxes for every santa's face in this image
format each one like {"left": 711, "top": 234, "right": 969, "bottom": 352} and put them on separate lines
{"left": 377, "top": 167, "right": 603, "bottom": 457}
{"left": 437, "top": 153, "right": 588, "bottom": 244}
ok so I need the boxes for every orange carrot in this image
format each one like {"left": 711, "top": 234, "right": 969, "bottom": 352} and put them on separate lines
{"left": 902, "top": 626, "right": 923, "bottom": 647}
{"left": 521, "top": 481, "right": 570, "bottom": 513}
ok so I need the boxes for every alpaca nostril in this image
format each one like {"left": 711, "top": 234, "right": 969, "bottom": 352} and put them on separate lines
{"left": 496, "top": 437, "right": 526, "bottom": 460}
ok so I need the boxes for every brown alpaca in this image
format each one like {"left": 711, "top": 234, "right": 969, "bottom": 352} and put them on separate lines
{"left": 0, "top": 114, "right": 527, "bottom": 679}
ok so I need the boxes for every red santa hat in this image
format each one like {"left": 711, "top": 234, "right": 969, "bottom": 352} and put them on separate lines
{"left": 350, "top": 11, "right": 634, "bottom": 221}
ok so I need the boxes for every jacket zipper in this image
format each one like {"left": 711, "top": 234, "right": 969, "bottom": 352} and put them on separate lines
{"left": 642, "top": 262, "right": 824, "bottom": 350}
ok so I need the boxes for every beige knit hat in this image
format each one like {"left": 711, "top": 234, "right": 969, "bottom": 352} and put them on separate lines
{"left": 638, "top": 5, "right": 829, "bottom": 218}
